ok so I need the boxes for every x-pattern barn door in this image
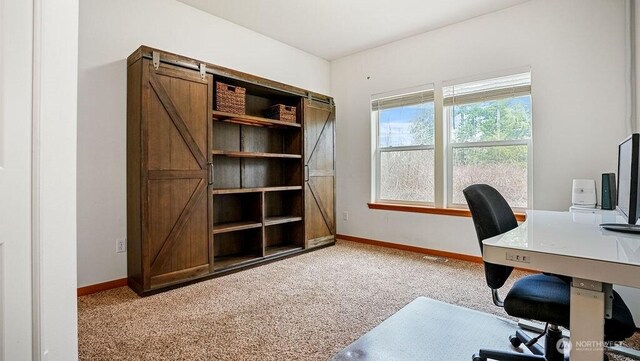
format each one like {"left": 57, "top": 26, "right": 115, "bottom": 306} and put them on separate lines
{"left": 143, "top": 62, "right": 213, "bottom": 288}
{"left": 304, "top": 99, "right": 336, "bottom": 248}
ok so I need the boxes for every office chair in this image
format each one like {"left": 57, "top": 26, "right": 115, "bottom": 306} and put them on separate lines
{"left": 463, "top": 184, "right": 636, "bottom": 361}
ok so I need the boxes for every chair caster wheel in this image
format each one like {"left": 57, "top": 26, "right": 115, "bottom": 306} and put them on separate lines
{"left": 509, "top": 334, "right": 522, "bottom": 347}
{"left": 472, "top": 353, "right": 486, "bottom": 361}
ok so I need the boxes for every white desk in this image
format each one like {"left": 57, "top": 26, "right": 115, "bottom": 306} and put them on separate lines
{"left": 482, "top": 210, "right": 640, "bottom": 361}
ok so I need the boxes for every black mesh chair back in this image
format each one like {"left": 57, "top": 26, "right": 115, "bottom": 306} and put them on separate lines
{"left": 463, "top": 184, "right": 517, "bottom": 290}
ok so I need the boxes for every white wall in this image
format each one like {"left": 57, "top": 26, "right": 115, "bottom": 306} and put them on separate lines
{"left": 78, "top": 0, "right": 630, "bottom": 289}
{"left": 331, "top": 0, "right": 628, "bottom": 256}
{"left": 77, "top": 0, "right": 331, "bottom": 287}
{"left": 2, "top": 0, "right": 34, "bottom": 359}
{"left": 3, "top": 0, "right": 79, "bottom": 358}
{"left": 38, "top": 0, "right": 79, "bottom": 358}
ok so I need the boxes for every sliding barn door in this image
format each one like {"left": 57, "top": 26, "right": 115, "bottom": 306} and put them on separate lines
{"left": 142, "top": 61, "right": 213, "bottom": 290}
{"left": 303, "top": 99, "right": 336, "bottom": 248}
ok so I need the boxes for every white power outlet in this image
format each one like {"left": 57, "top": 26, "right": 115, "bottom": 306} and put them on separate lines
{"left": 343, "top": 211, "right": 349, "bottom": 221}
{"left": 116, "top": 238, "right": 127, "bottom": 253}
{"left": 506, "top": 252, "right": 530, "bottom": 263}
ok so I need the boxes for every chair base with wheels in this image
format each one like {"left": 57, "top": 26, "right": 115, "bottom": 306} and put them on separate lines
{"left": 472, "top": 325, "right": 567, "bottom": 361}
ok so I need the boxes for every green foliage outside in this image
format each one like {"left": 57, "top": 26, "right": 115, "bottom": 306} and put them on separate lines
{"left": 452, "top": 97, "right": 531, "bottom": 143}
{"left": 408, "top": 97, "right": 531, "bottom": 165}
{"left": 380, "top": 96, "right": 531, "bottom": 207}
{"left": 408, "top": 106, "right": 435, "bottom": 145}
{"left": 451, "top": 97, "right": 531, "bottom": 166}
{"left": 396, "top": 97, "right": 531, "bottom": 206}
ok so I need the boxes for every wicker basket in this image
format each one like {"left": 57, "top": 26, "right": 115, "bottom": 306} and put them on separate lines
{"left": 216, "top": 82, "right": 246, "bottom": 114}
{"left": 264, "top": 104, "right": 297, "bottom": 123}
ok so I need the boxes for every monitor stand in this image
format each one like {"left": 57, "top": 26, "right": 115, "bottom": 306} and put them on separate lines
{"left": 599, "top": 223, "right": 640, "bottom": 234}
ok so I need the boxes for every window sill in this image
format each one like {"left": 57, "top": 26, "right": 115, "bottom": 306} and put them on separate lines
{"left": 367, "top": 202, "right": 526, "bottom": 222}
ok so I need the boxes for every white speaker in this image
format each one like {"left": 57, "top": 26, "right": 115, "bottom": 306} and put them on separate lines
{"left": 572, "top": 179, "right": 597, "bottom": 208}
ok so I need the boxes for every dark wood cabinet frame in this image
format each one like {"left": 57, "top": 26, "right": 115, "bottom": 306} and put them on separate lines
{"left": 127, "top": 46, "right": 336, "bottom": 296}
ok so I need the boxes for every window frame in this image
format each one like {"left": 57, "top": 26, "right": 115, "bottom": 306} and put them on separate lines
{"left": 444, "top": 92, "right": 532, "bottom": 211}
{"left": 371, "top": 69, "right": 533, "bottom": 211}
{"left": 372, "top": 85, "right": 436, "bottom": 206}
{"left": 375, "top": 141, "right": 437, "bottom": 206}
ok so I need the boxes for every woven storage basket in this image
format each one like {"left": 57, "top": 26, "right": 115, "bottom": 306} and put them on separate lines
{"left": 216, "top": 82, "right": 246, "bottom": 114}
{"left": 264, "top": 104, "right": 297, "bottom": 123}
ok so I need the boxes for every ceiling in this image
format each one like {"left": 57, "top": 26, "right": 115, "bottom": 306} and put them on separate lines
{"left": 178, "top": 0, "right": 531, "bottom": 60}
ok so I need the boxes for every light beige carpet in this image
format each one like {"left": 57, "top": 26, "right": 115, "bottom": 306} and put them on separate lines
{"left": 78, "top": 240, "right": 639, "bottom": 361}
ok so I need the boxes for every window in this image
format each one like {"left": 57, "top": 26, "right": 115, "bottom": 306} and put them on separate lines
{"left": 444, "top": 73, "right": 532, "bottom": 208}
{"left": 372, "top": 87, "right": 435, "bottom": 204}
{"left": 372, "top": 71, "right": 532, "bottom": 209}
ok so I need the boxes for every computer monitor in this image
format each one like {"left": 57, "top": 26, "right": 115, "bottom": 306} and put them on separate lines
{"left": 617, "top": 133, "right": 640, "bottom": 224}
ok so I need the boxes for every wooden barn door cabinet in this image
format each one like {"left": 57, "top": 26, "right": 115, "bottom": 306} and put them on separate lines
{"left": 127, "top": 47, "right": 335, "bottom": 296}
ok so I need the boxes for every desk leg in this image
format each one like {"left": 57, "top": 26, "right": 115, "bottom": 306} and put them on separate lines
{"left": 570, "top": 279, "right": 605, "bottom": 361}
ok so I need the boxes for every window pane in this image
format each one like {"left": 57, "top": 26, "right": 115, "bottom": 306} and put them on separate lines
{"left": 450, "top": 95, "right": 531, "bottom": 143}
{"left": 380, "top": 149, "right": 434, "bottom": 202}
{"left": 379, "top": 102, "right": 434, "bottom": 148}
{"left": 451, "top": 145, "right": 528, "bottom": 207}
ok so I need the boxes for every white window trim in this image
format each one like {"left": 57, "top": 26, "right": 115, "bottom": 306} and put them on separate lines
{"left": 371, "top": 69, "right": 533, "bottom": 210}
{"left": 373, "top": 110, "right": 437, "bottom": 206}
{"left": 443, "top": 91, "right": 533, "bottom": 211}
{"left": 372, "top": 84, "right": 436, "bottom": 206}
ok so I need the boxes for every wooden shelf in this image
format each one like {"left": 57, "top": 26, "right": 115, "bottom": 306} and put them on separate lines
{"left": 264, "top": 216, "right": 303, "bottom": 226}
{"left": 211, "top": 186, "right": 303, "bottom": 195}
{"left": 212, "top": 110, "right": 301, "bottom": 129}
{"left": 212, "top": 221, "right": 263, "bottom": 234}
{"left": 127, "top": 47, "right": 335, "bottom": 296}
{"left": 213, "top": 255, "right": 261, "bottom": 271}
{"left": 211, "top": 150, "right": 301, "bottom": 159}
{"left": 265, "top": 245, "right": 303, "bottom": 257}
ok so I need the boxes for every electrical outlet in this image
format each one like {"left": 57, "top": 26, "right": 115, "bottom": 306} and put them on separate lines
{"left": 506, "top": 252, "right": 530, "bottom": 263}
{"left": 343, "top": 211, "right": 349, "bottom": 221}
{"left": 116, "top": 238, "right": 127, "bottom": 253}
